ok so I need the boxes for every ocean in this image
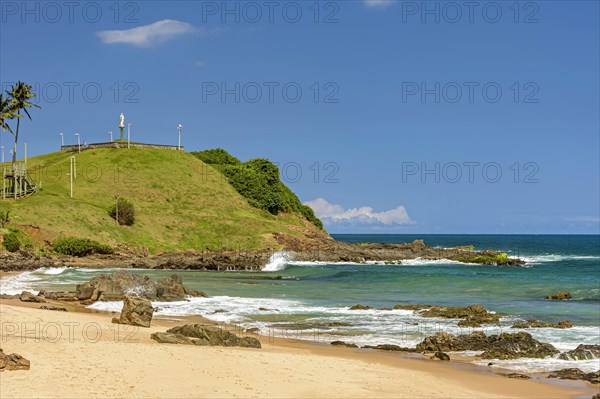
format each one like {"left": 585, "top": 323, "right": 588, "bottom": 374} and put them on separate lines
{"left": 2, "top": 234, "right": 599, "bottom": 373}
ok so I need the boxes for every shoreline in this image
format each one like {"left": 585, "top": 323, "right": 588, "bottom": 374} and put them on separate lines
{"left": 0, "top": 239, "right": 526, "bottom": 273}
{"left": 0, "top": 298, "right": 595, "bottom": 398}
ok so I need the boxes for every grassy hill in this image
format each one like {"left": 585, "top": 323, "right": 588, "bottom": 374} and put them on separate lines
{"left": 0, "top": 147, "right": 326, "bottom": 253}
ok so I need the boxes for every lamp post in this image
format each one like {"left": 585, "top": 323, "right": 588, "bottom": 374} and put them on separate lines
{"left": 75, "top": 133, "right": 80, "bottom": 153}
{"left": 109, "top": 131, "right": 113, "bottom": 142}
{"left": 60, "top": 132, "right": 64, "bottom": 147}
{"left": 127, "top": 123, "right": 132, "bottom": 149}
{"left": 177, "top": 124, "right": 183, "bottom": 151}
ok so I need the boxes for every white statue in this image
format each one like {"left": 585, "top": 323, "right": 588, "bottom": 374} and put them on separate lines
{"left": 119, "top": 113, "right": 125, "bottom": 128}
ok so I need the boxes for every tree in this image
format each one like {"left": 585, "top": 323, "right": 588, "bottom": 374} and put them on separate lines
{"left": 0, "top": 93, "right": 15, "bottom": 135}
{"left": 7, "top": 82, "right": 40, "bottom": 167}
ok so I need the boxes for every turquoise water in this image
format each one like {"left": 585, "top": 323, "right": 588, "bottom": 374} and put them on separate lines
{"left": 2, "top": 234, "right": 599, "bottom": 372}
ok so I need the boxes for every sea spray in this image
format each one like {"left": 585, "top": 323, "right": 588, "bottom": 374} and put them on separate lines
{"left": 262, "top": 251, "right": 289, "bottom": 272}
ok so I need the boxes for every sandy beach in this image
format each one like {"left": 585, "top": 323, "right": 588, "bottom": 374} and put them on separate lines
{"left": 0, "top": 300, "right": 591, "bottom": 399}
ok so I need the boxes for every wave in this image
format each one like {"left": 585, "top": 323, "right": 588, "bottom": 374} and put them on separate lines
{"left": 474, "top": 357, "right": 600, "bottom": 373}
{"left": 0, "top": 271, "right": 40, "bottom": 295}
{"left": 262, "top": 251, "right": 289, "bottom": 272}
{"left": 520, "top": 254, "right": 600, "bottom": 264}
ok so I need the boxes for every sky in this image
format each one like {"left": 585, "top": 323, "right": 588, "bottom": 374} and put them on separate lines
{"left": 1, "top": 0, "right": 599, "bottom": 234}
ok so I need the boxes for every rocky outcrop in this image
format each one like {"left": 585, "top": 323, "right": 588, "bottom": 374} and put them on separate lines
{"left": 547, "top": 368, "right": 599, "bottom": 384}
{"left": 19, "top": 291, "right": 45, "bottom": 303}
{"left": 501, "top": 373, "right": 531, "bottom": 379}
{"left": 282, "top": 238, "right": 526, "bottom": 267}
{"left": 362, "top": 344, "right": 417, "bottom": 352}
{"left": 1, "top": 238, "right": 526, "bottom": 272}
{"left": 511, "top": 319, "right": 573, "bottom": 329}
{"left": 151, "top": 324, "right": 261, "bottom": 348}
{"left": 431, "top": 351, "right": 450, "bottom": 361}
{"left": 38, "top": 290, "right": 78, "bottom": 301}
{"left": 419, "top": 305, "right": 500, "bottom": 327}
{"left": 331, "top": 341, "right": 358, "bottom": 348}
{"left": 387, "top": 304, "right": 500, "bottom": 327}
{"left": 112, "top": 296, "right": 154, "bottom": 328}
{"left": 546, "top": 291, "right": 572, "bottom": 300}
{"left": 39, "top": 305, "right": 67, "bottom": 311}
{"left": 349, "top": 304, "right": 372, "bottom": 310}
{"left": 0, "top": 348, "right": 30, "bottom": 371}
{"left": 150, "top": 332, "right": 195, "bottom": 345}
{"left": 416, "top": 332, "right": 559, "bottom": 359}
{"left": 558, "top": 345, "right": 600, "bottom": 361}
{"left": 75, "top": 271, "right": 207, "bottom": 302}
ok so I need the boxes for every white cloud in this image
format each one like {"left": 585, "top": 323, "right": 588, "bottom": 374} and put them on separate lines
{"left": 363, "top": 0, "right": 395, "bottom": 9}
{"left": 305, "top": 198, "right": 412, "bottom": 226}
{"left": 97, "top": 19, "right": 197, "bottom": 47}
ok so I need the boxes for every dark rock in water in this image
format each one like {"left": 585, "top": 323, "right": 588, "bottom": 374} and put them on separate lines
{"left": 212, "top": 309, "right": 226, "bottom": 314}
{"left": 501, "top": 373, "right": 531, "bottom": 379}
{"left": 546, "top": 291, "right": 572, "bottom": 300}
{"left": 349, "top": 304, "right": 372, "bottom": 310}
{"left": 558, "top": 344, "right": 600, "bottom": 361}
{"left": 19, "top": 291, "right": 45, "bottom": 303}
{"left": 40, "top": 305, "right": 67, "bottom": 312}
{"left": 392, "top": 304, "right": 435, "bottom": 311}
{"left": 331, "top": 341, "right": 358, "bottom": 348}
{"left": 511, "top": 319, "right": 574, "bottom": 329}
{"left": 416, "top": 331, "right": 559, "bottom": 360}
{"left": 419, "top": 305, "right": 500, "bottom": 327}
{"left": 75, "top": 271, "right": 207, "bottom": 302}
{"left": 159, "top": 324, "right": 261, "bottom": 348}
{"left": 481, "top": 333, "right": 559, "bottom": 360}
{"left": 431, "top": 351, "right": 450, "bottom": 361}
{"left": 0, "top": 348, "right": 30, "bottom": 371}
{"left": 151, "top": 332, "right": 195, "bottom": 345}
{"left": 417, "top": 332, "right": 488, "bottom": 352}
{"left": 258, "top": 307, "right": 277, "bottom": 311}
{"left": 112, "top": 296, "right": 154, "bottom": 328}
{"left": 487, "top": 362, "right": 494, "bottom": 366}
{"left": 362, "top": 344, "right": 417, "bottom": 352}
{"left": 245, "top": 328, "right": 260, "bottom": 334}
{"left": 547, "top": 368, "right": 600, "bottom": 384}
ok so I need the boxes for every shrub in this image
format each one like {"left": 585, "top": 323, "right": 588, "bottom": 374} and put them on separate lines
{"left": 191, "top": 149, "right": 324, "bottom": 229}
{"left": 192, "top": 148, "right": 241, "bottom": 165}
{"left": 53, "top": 237, "right": 114, "bottom": 257}
{"left": 3, "top": 232, "right": 21, "bottom": 252}
{"left": 108, "top": 198, "right": 135, "bottom": 226}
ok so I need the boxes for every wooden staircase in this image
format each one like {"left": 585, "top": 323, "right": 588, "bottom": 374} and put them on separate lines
{"left": 2, "top": 163, "right": 38, "bottom": 199}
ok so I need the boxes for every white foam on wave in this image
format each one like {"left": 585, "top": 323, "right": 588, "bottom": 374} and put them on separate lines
{"left": 262, "top": 251, "right": 289, "bottom": 272}
{"left": 0, "top": 271, "right": 40, "bottom": 295}
{"left": 521, "top": 254, "right": 600, "bottom": 264}
{"left": 399, "top": 258, "right": 467, "bottom": 266}
{"left": 0, "top": 266, "right": 124, "bottom": 295}
{"left": 475, "top": 357, "right": 600, "bottom": 373}
{"left": 36, "top": 267, "right": 68, "bottom": 275}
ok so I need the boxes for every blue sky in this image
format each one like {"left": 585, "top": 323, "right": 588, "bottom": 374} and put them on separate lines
{"left": 1, "top": 0, "right": 598, "bottom": 234}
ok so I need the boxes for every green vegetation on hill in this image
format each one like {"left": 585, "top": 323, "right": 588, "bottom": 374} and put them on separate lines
{"left": 192, "top": 149, "right": 323, "bottom": 229}
{"left": 0, "top": 147, "right": 326, "bottom": 253}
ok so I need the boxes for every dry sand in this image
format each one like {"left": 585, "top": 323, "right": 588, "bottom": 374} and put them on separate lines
{"left": 0, "top": 302, "right": 590, "bottom": 399}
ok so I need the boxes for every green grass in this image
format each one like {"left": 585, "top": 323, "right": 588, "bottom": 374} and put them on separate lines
{"left": 1, "top": 148, "right": 323, "bottom": 253}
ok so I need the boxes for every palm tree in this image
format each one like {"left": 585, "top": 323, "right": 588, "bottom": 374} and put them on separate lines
{"left": 7, "top": 82, "right": 40, "bottom": 168}
{"left": 0, "top": 93, "right": 15, "bottom": 135}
